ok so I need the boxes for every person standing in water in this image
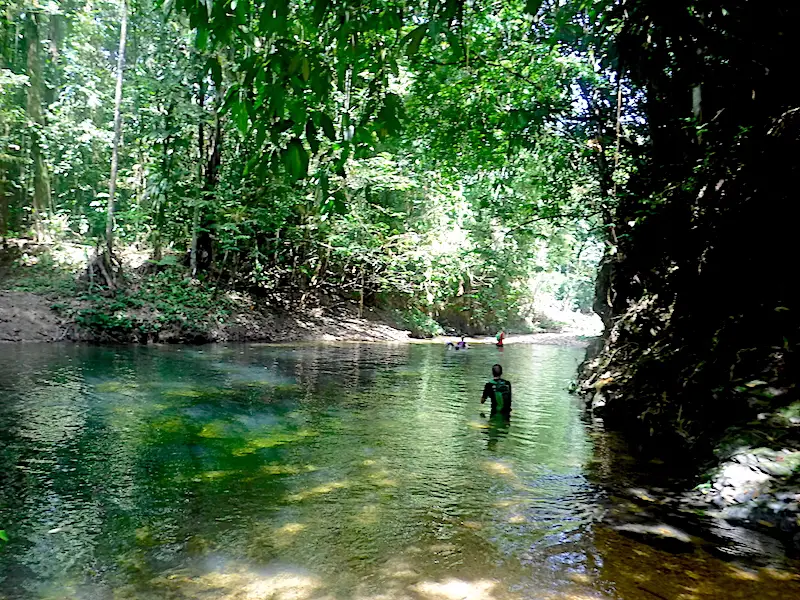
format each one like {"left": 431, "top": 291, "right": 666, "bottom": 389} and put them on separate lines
{"left": 481, "top": 364, "right": 512, "bottom": 418}
{"left": 495, "top": 330, "right": 505, "bottom": 347}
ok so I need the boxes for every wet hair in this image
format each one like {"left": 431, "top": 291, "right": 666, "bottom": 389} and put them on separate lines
{"left": 492, "top": 364, "right": 502, "bottom": 377}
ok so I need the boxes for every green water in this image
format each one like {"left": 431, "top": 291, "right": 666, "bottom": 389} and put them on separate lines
{"left": 1, "top": 343, "right": 798, "bottom": 599}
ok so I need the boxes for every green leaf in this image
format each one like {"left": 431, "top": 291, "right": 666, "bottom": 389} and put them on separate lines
{"left": 234, "top": 0, "right": 250, "bottom": 24}
{"left": 208, "top": 57, "right": 222, "bottom": 88}
{"left": 283, "top": 138, "right": 309, "bottom": 180}
{"left": 288, "top": 54, "right": 303, "bottom": 75}
{"left": 334, "top": 144, "right": 350, "bottom": 175}
{"left": 260, "top": 0, "right": 288, "bottom": 34}
{"left": 318, "top": 169, "right": 329, "bottom": 203}
{"left": 405, "top": 24, "right": 428, "bottom": 57}
{"left": 383, "top": 9, "right": 402, "bottom": 30}
{"left": 332, "top": 190, "right": 347, "bottom": 214}
{"left": 221, "top": 84, "right": 241, "bottom": 113}
{"left": 320, "top": 112, "right": 336, "bottom": 141}
{"left": 255, "top": 123, "right": 267, "bottom": 149}
{"left": 306, "top": 119, "right": 320, "bottom": 154}
{"left": 270, "top": 86, "right": 285, "bottom": 119}
{"left": 195, "top": 27, "right": 208, "bottom": 51}
{"left": 231, "top": 101, "right": 249, "bottom": 135}
{"left": 312, "top": 0, "right": 330, "bottom": 27}
{"left": 0, "top": 530, "right": 8, "bottom": 542}
{"left": 524, "top": 0, "right": 544, "bottom": 16}
{"left": 301, "top": 57, "right": 311, "bottom": 82}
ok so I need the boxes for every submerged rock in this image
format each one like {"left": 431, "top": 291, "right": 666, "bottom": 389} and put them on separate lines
{"left": 612, "top": 523, "right": 695, "bottom": 551}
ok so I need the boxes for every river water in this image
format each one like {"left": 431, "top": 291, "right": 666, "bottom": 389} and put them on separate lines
{"left": 0, "top": 343, "right": 798, "bottom": 599}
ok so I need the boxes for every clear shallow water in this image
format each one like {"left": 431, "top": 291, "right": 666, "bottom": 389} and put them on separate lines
{"left": 0, "top": 342, "right": 798, "bottom": 599}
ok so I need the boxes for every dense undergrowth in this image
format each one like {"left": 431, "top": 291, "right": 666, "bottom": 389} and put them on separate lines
{"left": 1, "top": 244, "right": 235, "bottom": 341}
{"left": 1, "top": 240, "right": 595, "bottom": 342}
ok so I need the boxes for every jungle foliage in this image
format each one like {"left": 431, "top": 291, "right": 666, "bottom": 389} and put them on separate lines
{"left": 0, "top": 0, "right": 626, "bottom": 333}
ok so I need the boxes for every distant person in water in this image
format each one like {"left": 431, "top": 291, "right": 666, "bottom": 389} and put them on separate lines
{"left": 481, "top": 364, "right": 512, "bottom": 418}
{"left": 446, "top": 335, "right": 468, "bottom": 350}
{"left": 495, "top": 330, "right": 505, "bottom": 347}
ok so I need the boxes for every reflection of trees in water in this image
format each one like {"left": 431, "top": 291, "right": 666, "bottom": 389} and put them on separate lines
{"left": 9, "top": 343, "right": 788, "bottom": 600}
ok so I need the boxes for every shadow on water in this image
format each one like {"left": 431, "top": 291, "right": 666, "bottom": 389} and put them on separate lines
{"left": 0, "top": 342, "right": 798, "bottom": 599}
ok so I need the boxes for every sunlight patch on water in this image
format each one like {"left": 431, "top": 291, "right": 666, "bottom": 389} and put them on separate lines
{"left": 272, "top": 523, "right": 308, "bottom": 548}
{"left": 95, "top": 380, "right": 139, "bottom": 394}
{"left": 261, "top": 464, "right": 318, "bottom": 475}
{"left": 411, "top": 578, "right": 501, "bottom": 600}
{"left": 482, "top": 460, "right": 516, "bottom": 477}
{"left": 135, "top": 562, "right": 323, "bottom": 600}
{"left": 286, "top": 480, "right": 351, "bottom": 502}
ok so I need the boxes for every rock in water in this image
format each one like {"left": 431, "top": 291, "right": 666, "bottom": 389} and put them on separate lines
{"left": 613, "top": 523, "right": 695, "bottom": 551}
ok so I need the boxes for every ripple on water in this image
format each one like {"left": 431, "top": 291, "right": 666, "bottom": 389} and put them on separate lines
{"left": 0, "top": 343, "right": 799, "bottom": 600}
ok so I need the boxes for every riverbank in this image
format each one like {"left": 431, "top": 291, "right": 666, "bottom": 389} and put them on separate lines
{"left": 0, "top": 243, "right": 596, "bottom": 345}
{"left": 0, "top": 288, "right": 412, "bottom": 344}
{"left": 582, "top": 342, "right": 800, "bottom": 552}
{"left": 0, "top": 287, "right": 595, "bottom": 346}
{"left": 0, "top": 242, "right": 413, "bottom": 343}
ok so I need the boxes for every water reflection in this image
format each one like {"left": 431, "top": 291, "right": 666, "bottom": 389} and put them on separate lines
{"left": 0, "top": 343, "right": 798, "bottom": 599}
{"left": 482, "top": 415, "right": 511, "bottom": 453}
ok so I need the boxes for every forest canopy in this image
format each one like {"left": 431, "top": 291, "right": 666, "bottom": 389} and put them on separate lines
{"left": 0, "top": 0, "right": 632, "bottom": 334}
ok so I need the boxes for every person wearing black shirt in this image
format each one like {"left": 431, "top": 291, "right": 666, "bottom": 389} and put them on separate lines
{"left": 481, "top": 363, "right": 512, "bottom": 417}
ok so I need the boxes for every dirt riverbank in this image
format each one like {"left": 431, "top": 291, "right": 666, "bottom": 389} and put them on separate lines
{"left": 0, "top": 289, "right": 593, "bottom": 345}
{"left": 0, "top": 289, "right": 410, "bottom": 343}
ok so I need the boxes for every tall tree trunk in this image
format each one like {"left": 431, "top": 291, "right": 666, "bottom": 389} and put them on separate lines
{"left": 1, "top": 10, "right": 9, "bottom": 241}
{"left": 25, "top": 12, "right": 51, "bottom": 242}
{"left": 153, "top": 104, "right": 173, "bottom": 262}
{"left": 105, "top": 0, "right": 127, "bottom": 260}
{"left": 0, "top": 154, "right": 7, "bottom": 242}
{"left": 191, "top": 78, "right": 221, "bottom": 277}
{"left": 190, "top": 79, "right": 205, "bottom": 277}
{"left": 0, "top": 118, "right": 8, "bottom": 242}
{"left": 198, "top": 92, "right": 222, "bottom": 272}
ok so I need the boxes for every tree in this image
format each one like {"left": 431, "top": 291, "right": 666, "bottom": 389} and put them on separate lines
{"left": 24, "top": 8, "right": 50, "bottom": 240}
{"left": 105, "top": 0, "right": 128, "bottom": 263}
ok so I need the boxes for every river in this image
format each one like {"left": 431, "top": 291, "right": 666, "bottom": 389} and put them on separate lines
{"left": 0, "top": 343, "right": 798, "bottom": 599}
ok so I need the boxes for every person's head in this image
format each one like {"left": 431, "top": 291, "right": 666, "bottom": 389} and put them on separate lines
{"left": 492, "top": 364, "right": 502, "bottom": 378}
